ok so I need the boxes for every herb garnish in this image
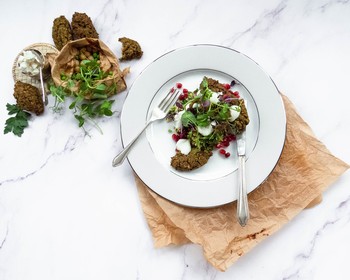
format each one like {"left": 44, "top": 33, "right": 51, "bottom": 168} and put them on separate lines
{"left": 50, "top": 52, "right": 116, "bottom": 132}
{"left": 4, "top": 103, "right": 31, "bottom": 137}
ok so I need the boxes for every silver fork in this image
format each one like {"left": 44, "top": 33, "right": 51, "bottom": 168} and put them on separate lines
{"left": 112, "top": 88, "right": 181, "bottom": 167}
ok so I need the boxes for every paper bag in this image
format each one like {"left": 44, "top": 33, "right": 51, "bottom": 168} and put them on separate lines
{"left": 50, "top": 38, "right": 129, "bottom": 98}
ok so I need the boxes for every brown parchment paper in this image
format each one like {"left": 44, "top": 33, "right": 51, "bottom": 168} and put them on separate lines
{"left": 135, "top": 94, "right": 349, "bottom": 271}
{"left": 50, "top": 38, "right": 129, "bottom": 97}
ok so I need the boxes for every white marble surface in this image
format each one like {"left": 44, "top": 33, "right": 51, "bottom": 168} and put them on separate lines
{"left": 0, "top": 0, "right": 349, "bottom": 279}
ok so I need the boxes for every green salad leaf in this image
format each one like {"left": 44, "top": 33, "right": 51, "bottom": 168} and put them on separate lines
{"left": 181, "top": 111, "right": 197, "bottom": 127}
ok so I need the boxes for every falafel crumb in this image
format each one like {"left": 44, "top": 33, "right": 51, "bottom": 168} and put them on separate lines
{"left": 118, "top": 37, "right": 143, "bottom": 61}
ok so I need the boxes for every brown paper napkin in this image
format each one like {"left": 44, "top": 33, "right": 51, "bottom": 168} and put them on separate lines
{"left": 135, "top": 94, "right": 349, "bottom": 271}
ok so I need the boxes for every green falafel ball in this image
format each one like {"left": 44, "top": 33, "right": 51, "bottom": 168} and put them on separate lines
{"left": 13, "top": 81, "right": 44, "bottom": 115}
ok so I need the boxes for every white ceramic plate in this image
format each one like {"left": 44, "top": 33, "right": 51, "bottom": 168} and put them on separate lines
{"left": 120, "top": 45, "right": 286, "bottom": 208}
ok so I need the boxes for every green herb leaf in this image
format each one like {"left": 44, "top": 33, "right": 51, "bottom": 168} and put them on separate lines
{"left": 81, "top": 59, "right": 92, "bottom": 65}
{"left": 95, "top": 83, "right": 107, "bottom": 91}
{"left": 6, "top": 103, "right": 20, "bottom": 115}
{"left": 74, "top": 115, "right": 85, "bottom": 127}
{"left": 69, "top": 101, "right": 76, "bottom": 110}
{"left": 95, "top": 100, "right": 114, "bottom": 116}
{"left": 181, "top": 111, "right": 197, "bottom": 127}
{"left": 91, "top": 92, "right": 108, "bottom": 99}
{"left": 4, "top": 104, "right": 30, "bottom": 137}
{"left": 50, "top": 85, "right": 66, "bottom": 103}
{"left": 67, "top": 79, "right": 75, "bottom": 88}
{"left": 218, "top": 103, "right": 230, "bottom": 120}
{"left": 200, "top": 77, "right": 208, "bottom": 89}
{"left": 196, "top": 113, "right": 210, "bottom": 127}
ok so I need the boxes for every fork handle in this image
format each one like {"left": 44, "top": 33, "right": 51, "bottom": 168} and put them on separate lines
{"left": 112, "top": 121, "right": 151, "bottom": 167}
{"left": 237, "top": 155, "right": 249, "bottom": 226}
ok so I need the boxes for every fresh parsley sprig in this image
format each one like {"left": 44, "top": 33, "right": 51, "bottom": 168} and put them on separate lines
{"left": 4, "top": 103, "right": 31, "bottom": 137}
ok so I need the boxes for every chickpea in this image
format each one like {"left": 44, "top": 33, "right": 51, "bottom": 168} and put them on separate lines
{"left": 80, "top": 53, "right": 87, "bottom": 60}
{"left": 83, "top": 50, "right": 91, "bottom": 57}
{"left": 88, "top": 55, "right": 94, "bottom": 60}
{"left": 74, "top": 59, "right": 80, "bottom": 66}
{"left": 74, "top": 66, "right": 80, "bottom": 73}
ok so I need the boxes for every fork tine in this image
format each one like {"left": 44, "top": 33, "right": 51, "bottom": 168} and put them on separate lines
{"left": 158, "top": 88, "right": 173, "bottom": 108}
{"left": 159, "top": 89, "right": 181, "bottom": 112}
{"left": 164, "top": 89, "right": 181, "bottom": 111}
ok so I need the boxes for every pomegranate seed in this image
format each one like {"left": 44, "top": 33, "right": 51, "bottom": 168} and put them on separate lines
{"left": 172, "top": 134, "right": 180, "bottom": 142}
{"left": 170, "top": 87, "right": 175, "bottom": 93}
{"left": 232, "top": 91, "right": 239, "bottom": 97}
{"left": 222, "top": 93, "right": 230, "bottom": 100}
{"left": 222, "top": 140, "right": 229, "bottom": 147}
{"left": 219, "top": 149, "right": 226, "bottom": 155}
{"left": 224, "top": 83, "right": 231, "bottom": 90}
{"left": 224, "top": 134, "right": 234, "bottom": 142}
{"left": 216, "top": 143, "right": 223, "bottom": 149}
{"left": 228, "top": 134, "right": 236, "bottom": 141}
{"left": 225, "top": 152, "right": 231, "bottom": 158}
{"left": 176, "top": 83, "right": 182, "bottom": 89}
{"left": 183, "top": 88, "right": 188, "bottom": 94}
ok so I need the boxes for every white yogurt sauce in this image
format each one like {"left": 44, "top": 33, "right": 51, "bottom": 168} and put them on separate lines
{"left": 197, "top": 124, "right": 213, "bottom": 136}
{"left": 229, "top": 105, "right": 241, "bottom": 122}
{"left": 176, "top": 139, "right": 191, "bottom": 155}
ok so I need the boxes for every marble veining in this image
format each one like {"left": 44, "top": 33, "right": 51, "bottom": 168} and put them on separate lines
{"left": 224, "top": 0, "right": 289, "bottom": 47}
{"left": 0, "top": 130, "right": 85, "bottom": 188}
{"left": 282, "top": 195, "right": 350, "bottom": 279}
{"left": 0, "top": 0, "right": 349, "bottom": 279}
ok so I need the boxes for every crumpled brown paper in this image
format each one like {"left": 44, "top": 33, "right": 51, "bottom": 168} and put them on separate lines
{"left": 50, "top": 38, "right": 129, "bottom": 98}
{"left": 135, "top": 94, "right": 349, "bottom": 271}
